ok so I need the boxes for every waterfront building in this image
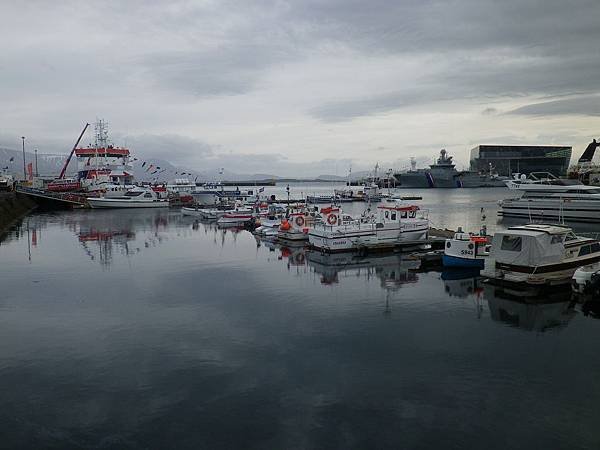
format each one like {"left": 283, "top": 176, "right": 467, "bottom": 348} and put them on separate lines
{"left": 470, "top": 145, "right": 572, "bottom": 177}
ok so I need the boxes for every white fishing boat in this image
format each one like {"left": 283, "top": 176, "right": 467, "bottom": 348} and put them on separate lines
{"left": 87, "top": 186, "right": 169, "bottom": 209}
{"left": 500, "top": 172, "right": 600, "bottom": 222}
{"left": 308, "top": 199, "right": 429, "bottom": 252}
{"left": 443, "top": 228, "right": 490, "bottom": 269}
{"left": 482, "top": 224, "right": 600, "bottom": 286}
{"left": 277, "top": 205, "right": 321, "bottom": 241}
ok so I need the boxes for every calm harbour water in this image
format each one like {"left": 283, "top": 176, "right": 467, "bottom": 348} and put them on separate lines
{"left": 2, "top": 186, "right": 600, "bottom": 449}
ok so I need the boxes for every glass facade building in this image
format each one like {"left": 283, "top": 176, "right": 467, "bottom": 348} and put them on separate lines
{"left": 470, "top": 145, "right": 572, "bottom": 176}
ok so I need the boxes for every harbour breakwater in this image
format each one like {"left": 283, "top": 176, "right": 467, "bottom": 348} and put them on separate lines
{"left": 0, "top": 192, "right": 37, "bottom": 234}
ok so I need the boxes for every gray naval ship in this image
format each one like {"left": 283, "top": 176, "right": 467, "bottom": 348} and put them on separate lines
{"left": 394, "top": 149, "right": 507, "bottom": 188}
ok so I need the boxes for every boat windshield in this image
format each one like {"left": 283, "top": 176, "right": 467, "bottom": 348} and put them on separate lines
{"left": 125, "top": 191, "right": 144, "bottom": 197}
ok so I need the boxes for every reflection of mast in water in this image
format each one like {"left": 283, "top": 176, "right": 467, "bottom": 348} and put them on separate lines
{"left": 77, "top": 229, "right": 136, "bottom": 267}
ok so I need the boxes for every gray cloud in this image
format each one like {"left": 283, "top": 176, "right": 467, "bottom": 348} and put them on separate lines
{"left": 481, "top": 108, "right": 499, "bottom": 116}
{"left": 1, "top": 0, "right": 600, "bottom": 172}
{"left": 508, "top": 96, "right": 600, "bottom": 116}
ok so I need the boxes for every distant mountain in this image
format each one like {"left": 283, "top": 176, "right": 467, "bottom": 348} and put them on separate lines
{"left": 315, "top": 174, "right": 347, "bottom": 181}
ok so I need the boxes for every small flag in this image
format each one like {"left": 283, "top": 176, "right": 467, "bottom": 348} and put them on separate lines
{"left": 9, "top": 157, "right": 14, "bottom": 162}
{"left": 27, "top": 162, "right": 33, "bottom": 180}
{"left": 259, "top": 186, "right": 265, "bottom": 193}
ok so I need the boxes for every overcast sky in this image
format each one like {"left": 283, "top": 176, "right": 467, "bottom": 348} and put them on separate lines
{"left": 1, "top": 0, "right": 599, "bottom": 176}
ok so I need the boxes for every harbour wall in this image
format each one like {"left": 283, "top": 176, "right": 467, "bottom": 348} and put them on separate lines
{"left": 0, "top": 192, "right": 37, "bottom": 234}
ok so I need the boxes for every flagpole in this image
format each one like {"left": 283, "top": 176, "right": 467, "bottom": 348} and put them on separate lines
{"left": 21, "top": 136, "right": 26, "bottom": 180}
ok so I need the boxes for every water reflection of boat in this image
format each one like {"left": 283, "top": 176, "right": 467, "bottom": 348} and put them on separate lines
{"left": 580, "top": 298, "right": 600, "bottom": 319}
{"left": 306, "top": 250, "right": 420, "bottom": 287}
{"left": 441, "top": 268, "right": 483, "bottom": 298}
{"left": 483, "top": 284, "right": 575, "bottom": 332}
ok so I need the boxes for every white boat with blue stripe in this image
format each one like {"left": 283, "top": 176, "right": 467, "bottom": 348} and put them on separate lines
{"left": 443, "top": 229, "right": 490, "bottom": 269}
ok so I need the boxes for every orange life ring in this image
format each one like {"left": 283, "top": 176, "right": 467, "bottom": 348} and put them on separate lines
{"left": 327, "top": 214, "right": 337, "bottom": 225}
{"left": 295, "top": 216, "right": 305, "bottom": 227}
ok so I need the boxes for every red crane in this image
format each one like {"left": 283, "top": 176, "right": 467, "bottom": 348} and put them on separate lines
{"left": 58, "top": 123, "right": 90, "bottom": 179}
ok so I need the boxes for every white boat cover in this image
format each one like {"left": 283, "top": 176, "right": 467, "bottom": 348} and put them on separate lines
{"left": 490, "top": 226, "right": 567, "bottom": 266}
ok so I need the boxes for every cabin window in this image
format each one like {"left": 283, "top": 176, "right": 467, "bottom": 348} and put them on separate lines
{"left": 446, "top": 242, "right": 451, "bottom": 248}
{"left": 401, "top": 211, "right": 408, "bottom": 219}
{"left": 385, "top": 211, "right": 389, "bottom": 219}
{"left": 591, "top": 243, "right": 600, "bottom": 253}
{"left": 144, "top": 193, "right": 153, "bottom": 198}
{"left": 501, "top": 235, "right": 522, "bottom": 252}
{"left": 409, "top": 211, "right": 416, "bottom": 218}
{"left": 376, "top": 223, "right": 384, "bottom": 229}
{"left": 579, "top": 245, "right": 591, "bottom": 257}
{"left": 391, "top": 212, "right": 397, "bottom": 220}
{"left": 551, "top": 235, "right": 564, "bottom": 244}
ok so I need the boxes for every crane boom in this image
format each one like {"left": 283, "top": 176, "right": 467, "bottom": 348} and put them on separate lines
{"left": 59, "top": 123, "right": 90, "bottom": 179}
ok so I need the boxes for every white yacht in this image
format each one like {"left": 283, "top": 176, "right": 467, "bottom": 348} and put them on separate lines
{"left": 308, "top": 199, "right": 429, "bottom": 252}
{"left": 500, "top": 172, "right": 600, "bottom": 222}
{"left": 482, "top": 224, "right": 600, "bottom": 286}
{"left": 87, "top": 186, "right": 169, "bottom": 209}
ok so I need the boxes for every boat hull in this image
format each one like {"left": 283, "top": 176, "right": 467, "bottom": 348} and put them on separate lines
{"left": 87, "top": 198, "right": 169, "bottom": 209}
{"left": 442, "top": 254, "right": 485, "bottom": 268}
{"left": 308, "top": 225, "right": 428, "bottom": 252}
{"left": 499, "top": 200, "right": 600, "bottom": 222}
{"left": 482, "top": 254, "right": 600, "bottom": 286}
{"left": 278, "top": 230, "right": 309, "bottom": 241}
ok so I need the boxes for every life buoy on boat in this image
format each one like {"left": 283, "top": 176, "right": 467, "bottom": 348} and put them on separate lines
{"left": 295, "top": 216, "right": 305, "bottom": 227}
{"left": 327, "top": 214, "right": 338, "bottom": 225}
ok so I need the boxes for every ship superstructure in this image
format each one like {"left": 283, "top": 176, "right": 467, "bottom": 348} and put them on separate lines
{"left": 76, "top": 120, "right": 134, "bottom": 189}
